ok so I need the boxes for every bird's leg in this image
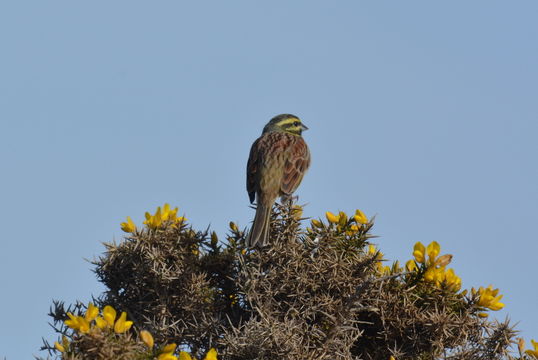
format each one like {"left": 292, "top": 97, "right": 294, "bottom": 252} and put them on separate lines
{"left": 280, "top": 194, "right": 294, "bottom": 206}
{"left": 287, "top": 196, "right": 293, "bottom": 208}
{"left": 280, "top": 195, "right": 299, "bottom": 216}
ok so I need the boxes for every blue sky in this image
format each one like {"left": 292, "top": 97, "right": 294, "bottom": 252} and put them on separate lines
{"left": 0, "top": 1, "right": 536, "bottom": 358}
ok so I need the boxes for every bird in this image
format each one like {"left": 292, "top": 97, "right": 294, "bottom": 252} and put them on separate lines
{"left": 246, "top": 114, "right": 311, "bottom": 247}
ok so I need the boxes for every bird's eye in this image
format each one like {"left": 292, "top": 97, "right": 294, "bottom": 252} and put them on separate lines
{"left": 293, "top": 121, "right": 300, "bottom": 126}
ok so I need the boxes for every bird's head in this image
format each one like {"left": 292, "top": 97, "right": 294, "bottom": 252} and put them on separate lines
{"left": 262, "top": 114, "right": 308, "bottom": 136}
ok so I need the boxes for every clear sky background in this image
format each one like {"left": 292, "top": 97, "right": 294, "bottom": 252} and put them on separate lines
{"left": 0, "top": 1, "right": 536, "bottom": 358}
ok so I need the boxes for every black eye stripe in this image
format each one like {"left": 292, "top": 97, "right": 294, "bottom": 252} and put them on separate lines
{"left": 282, "top": 121, "right": 300, "bottom": 128}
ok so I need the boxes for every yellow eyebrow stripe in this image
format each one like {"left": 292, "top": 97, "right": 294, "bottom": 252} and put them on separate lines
{"left": 278, "top": 117, "right": 299, "bottom": 126}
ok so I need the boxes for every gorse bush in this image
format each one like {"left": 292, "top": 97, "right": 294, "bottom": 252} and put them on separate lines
{"left": 41, "top": 201, "right": 538, "bottom": 359}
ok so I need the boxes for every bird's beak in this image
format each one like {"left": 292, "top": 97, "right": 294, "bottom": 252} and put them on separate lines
{"left": 301, "top": 123, "right": 309, "bottom": 131}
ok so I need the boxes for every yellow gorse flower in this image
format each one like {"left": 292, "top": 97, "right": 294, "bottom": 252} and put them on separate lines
{"left": 229, "top": 221, "right": 238, "bottom": 232}
{"left": 140, "top": 330, "right": 154, "bottom": 348}
{"left": 311, "top": 219, "right": 322, "bottom": 228}
{"left": 368, "top": 244, "right": 386, "bottom": 273}
{"left": 518, "top": 338, "right": 526, "bottom": 354}
{"left": 338, "top": 211, "right": 348, "bottom": 226}
{"left": 473, "top": 285, "right": 505, "bottom": 311}
{"left": 413, "top": 242, "right": 426, "bottom": 263}
{"left": 54, "top": 341, "right": 65, "bottom": 352}
{"left": 191, "top": 245, "right": 200, "bottom": 256}
{"left": 114, "top": 311, "right": 133, "bottom": 333}
{"left": 325, "top": 209, "right": 368, "bottom": 233}
{"left": 291, "top": 204, "right": 303, "bottom": 220}
{"left": 85, "top": 303, "right": 99, "bottom": 322}
{"left": 179, "top": 352, "right": 193, "bottom": 360}
{"left": 120, "top": 216, "right": 136, "bottom": 233}
{"left": 409, "top": 242, "right": 460, "bottom": 292}
{"left": 354, "top": 209, "right": 368, "bottom": 224}
{"left": 161, "top": 203, "right": 173, "bottom": 220}
{"left": 54, "top": 335, "right": 69, "bottom": 353}
{"left": 412, "top": 241, "right": 441, "bottom": 265}
{"left": 145, "top": 207, "right": 163, "bottom": 228}
{"left": 525, "top": 339, "right": 538, "bottom": 357}
{"left": 423, "top": 265, "right": 461, "bottom": 291}
{"left": 64, "top": 304, "right": 135, "bottom": 336}
{"left": 177, "top": 348, "right": 218, "bottom": 360}
{"left": 103, "top": 305, "right": 117, "bottom": 327}
{"left": 443, "top": 268, "right": 462, "bottom": 292}
{"left": 424, "top": 266, "right": 444, "bottom": 284}
{"left": 65, "top": 312, "right": 90, "bottom": 333}
{"left": 326, "top": 211, "right": 339, "bottom": 224}
{"left": 159, "top": 354, "right": 178, "bottom": 360}
{"left": 158, "top": 343, "right": 178, "bottom": 360}
{"left": 405, "top": 259, "right": 417, "bottom": 272}
{"left": 204, "top": 348, "right": 218, "bottom": 360}
{"left": 426, "top": 241, "right": 440, "bottom": 265}
{"left": 229, "top": 294, "right": 239, "bottom": 305}
{"left": 95, "top": 316, "right": 107, "bottom": 329}
{"left": 144, "top": 204, "right": 187, "bottom": 229}
{"left": 346, "top": 224, "right": 360, "bottom": 236}
{"left": 162, "top": 343, "right": 177, "bottom": 353}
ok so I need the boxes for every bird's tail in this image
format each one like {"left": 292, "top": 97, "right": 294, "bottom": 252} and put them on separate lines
{"left": 246, "top": 202, "right": 272, "bottom": 248}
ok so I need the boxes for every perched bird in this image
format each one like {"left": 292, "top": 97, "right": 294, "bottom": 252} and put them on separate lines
{"left": 246, "top": 114, "right": 311, "bottom": 247}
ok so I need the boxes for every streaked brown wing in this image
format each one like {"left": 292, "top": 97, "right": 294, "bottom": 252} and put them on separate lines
{"left": 246, "top": 137, "right": 261, "bottom": 204}
{"left": 281, "top": 136, "right": 310, "bottom": 196}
